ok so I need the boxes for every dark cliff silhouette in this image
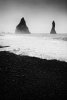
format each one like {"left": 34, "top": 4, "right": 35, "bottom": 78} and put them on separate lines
{"left": 50, "top": 20, "right": 56, "bottom": 34}
{"left": 15, "top": 17, "right": 30, "bottom": 34}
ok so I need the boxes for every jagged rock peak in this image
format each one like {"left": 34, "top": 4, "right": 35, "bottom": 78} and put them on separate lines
{"left": 15, "top": 17, "right": 30, "bottom": 34}
{"left": 50, "top": 20, "right": 56, "bottom": 34}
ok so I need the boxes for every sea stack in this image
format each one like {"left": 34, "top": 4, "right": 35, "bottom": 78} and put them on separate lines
{"left": 15, "top": 17, "right": 30, "bottom": 34}
{"left": 50, "top": 20, "right": 56, "bottom": 34}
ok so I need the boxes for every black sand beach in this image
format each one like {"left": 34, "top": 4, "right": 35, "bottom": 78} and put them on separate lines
{"left": 0, "top": 51, "right": 67, "bottom": 99}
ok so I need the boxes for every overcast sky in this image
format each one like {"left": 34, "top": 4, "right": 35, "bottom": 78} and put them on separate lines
{"left": 0, "top": 0, "right": 67, "bottom": 33}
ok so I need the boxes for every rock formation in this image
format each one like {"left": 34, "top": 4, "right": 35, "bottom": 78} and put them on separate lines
{"left": 50, "top": 20, "right": 56, "bottom": 34}
{"left": 15, "top": 17, "right": 30, "bottom": 34}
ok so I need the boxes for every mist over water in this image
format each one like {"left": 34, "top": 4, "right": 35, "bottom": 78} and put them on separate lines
{"left": 0, "top": 0, "right": 67, "bottom": 33}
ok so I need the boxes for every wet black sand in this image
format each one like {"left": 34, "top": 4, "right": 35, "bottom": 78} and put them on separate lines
{"left": 0, "top": 46, "right": 9, "bottom": 48}
{"left": 0, "top": 51, "right": 67, "bottom": 100}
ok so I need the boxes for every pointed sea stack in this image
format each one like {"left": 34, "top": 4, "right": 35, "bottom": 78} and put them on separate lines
{"left": 50, "top": 20, "right": 56, "bottom": 34}
{"left": 15, "top": 17, "right": 30, "bottom": 34}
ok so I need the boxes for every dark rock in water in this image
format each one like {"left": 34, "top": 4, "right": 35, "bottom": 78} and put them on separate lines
{"left": 15, "top": 17, "right": 30, "bottom": 34}
{"left": 0, "top": 46, "right": 9, "bottom": 48}
{"left": 50, "top": 20, "right": 56, "bottom": 34}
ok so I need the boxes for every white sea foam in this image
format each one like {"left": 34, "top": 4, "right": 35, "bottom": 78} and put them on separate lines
{"left": 0, "top": 33, "right": 67, "bottom": 62}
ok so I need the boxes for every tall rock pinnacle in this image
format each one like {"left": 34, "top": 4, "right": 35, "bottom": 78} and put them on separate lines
{"left": 15, "top": 17, "right": 30, "bottom": 34}
{"left": 50, "top": 20, "right": 56, "bottom": 34}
